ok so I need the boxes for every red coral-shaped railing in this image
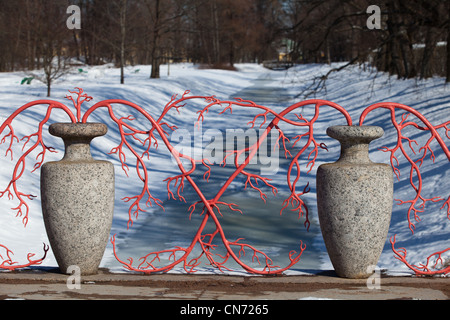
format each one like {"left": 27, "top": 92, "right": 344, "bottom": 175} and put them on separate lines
{"left": 100, "top": 95, "right": 353, "bottom": 274}
{"left": 360, "top": 103, "right": 450, "bottom": 276}
{"left": 0, "top": 244, "right": 49, "bottom": 271}
{"left": 0, "top": 88, "right": 448, "bottom": 276}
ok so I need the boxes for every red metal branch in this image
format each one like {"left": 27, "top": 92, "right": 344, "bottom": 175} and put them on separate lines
{"left": 110, "top": 212, "right": 214, "bottom": 274}
{"left": 188, "top": 200, "right": 243, "bottom": 220}
{"left": 0, "top": 243, "right": 49, "bottom": 271}
{"left": 0, "top": 102, "right": 76, "bottom": 226}
{"left": 221, "top": 146, "right": 278, "bottom": 203}
{"left": 390, "top": 236, "right": 449, "bottom": 276}
{"left": 83, "top": 102, "right": 166, "bottom": 229}
{"left": 360, "top": 103, "right": 450, "bottom": 160}
{"left": 0, "top": 90, "right": 89, "bottom": 270}
{"left": 66, "top": 87, "right": 93, "bottom": 122}
{"left": 361, "top": 105, "right": 449, "bottom": 232}
{"left": 361, "top": 103, "right": 449, "bottom": 276}
{"left": 441, "top": 196, "right": 450, "bottom": 220}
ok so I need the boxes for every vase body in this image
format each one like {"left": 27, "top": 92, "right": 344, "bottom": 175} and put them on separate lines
{"left": 41, "top": 123, "right": 114, "bottom": 275}
{"left": 316, "top": 126, "right": 393, "bottom": 279}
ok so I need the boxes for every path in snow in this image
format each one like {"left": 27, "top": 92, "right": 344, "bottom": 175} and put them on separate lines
{"left": 231, "top": 73, "right": 292, "bottom": 103}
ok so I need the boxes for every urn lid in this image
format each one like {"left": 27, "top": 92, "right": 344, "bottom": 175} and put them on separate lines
{"left": 49, "top": 123, "right": 108, "bottom": 140}
{"left": 327, "top": 125, "right": 384, "bottom": 143}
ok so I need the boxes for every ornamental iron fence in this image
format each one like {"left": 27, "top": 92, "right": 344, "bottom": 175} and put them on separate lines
{"left": 0, "top": 88, "right": 448, "bottom": 276}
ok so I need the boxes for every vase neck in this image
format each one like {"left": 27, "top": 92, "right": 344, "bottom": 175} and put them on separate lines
{"left": 326, "top": 126, "right": 384, "bottom": 164}
{"left": 63, "top": 138, "right": 94, "bottom": 161}
{"left": 338, "top": 141, "right": 371, "bottom": 163}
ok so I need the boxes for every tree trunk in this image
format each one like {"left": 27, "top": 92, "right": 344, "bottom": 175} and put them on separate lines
{"left": 151, "top": 48, "right": 160, "bottom": 79}
{"left": 47, "top": 80, "right": 51, "bottom": 97}
{"left": 386, "top": 1, "right": 405, "bottom": 78}
{"left": 150, "top": 0, "right": 161, "bottom": 79}
{"left": 421, "top": 27, "right": 437, "bottom": 79}
{"left": 211, "top": 0, "right": 220, "bottom": 64}
{"left": 46, "top": 63, "right": 52, "bottom": 97}
{"left": 446, "top": 21, "right": 450, "bottom": 82}
{"left": 120, "top": 0, "right": 127, "bottom": 84}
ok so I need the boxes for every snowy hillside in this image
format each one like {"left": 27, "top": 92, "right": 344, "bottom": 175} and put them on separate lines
{"left": 0, "top": 62, "right": 448, "bottom": 275}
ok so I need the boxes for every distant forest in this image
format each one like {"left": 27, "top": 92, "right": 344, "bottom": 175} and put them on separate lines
{"left": 1, "top": 0, "right": 449, "bottom": 82}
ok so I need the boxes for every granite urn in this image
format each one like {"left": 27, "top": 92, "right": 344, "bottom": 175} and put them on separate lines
{"left": 317, "top": 126, "right": 393, "bottom": 279}
{"left": 41, "top": 123, "right": 114, "bottom": 275}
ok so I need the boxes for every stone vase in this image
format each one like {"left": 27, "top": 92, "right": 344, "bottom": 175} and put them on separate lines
{"left": 316, "top": 126, "right": 393, "bottom": 279}
{"left": 41, "top": 123, "right": 114, "bottom": 275}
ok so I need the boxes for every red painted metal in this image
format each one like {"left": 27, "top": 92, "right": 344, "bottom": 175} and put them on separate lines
{"left": 361, "top": 103, "right": 450, "bottom": 276}
{"left": 84, "top": 95, "right": 353, "bottom": 274}
{"left": 0, "top": 88, "right": 448, "bottom": 276}
{"left": 0, "top": 244, "right": 49, "bottom": 271}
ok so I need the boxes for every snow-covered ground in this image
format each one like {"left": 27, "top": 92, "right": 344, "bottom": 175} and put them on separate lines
{"left": 0, "top": 62, "right": 448, "bottom": 275}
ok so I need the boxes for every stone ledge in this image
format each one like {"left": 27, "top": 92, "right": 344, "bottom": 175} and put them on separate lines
{"left": 0, "top": 268, "right": 448, "bottom": 300}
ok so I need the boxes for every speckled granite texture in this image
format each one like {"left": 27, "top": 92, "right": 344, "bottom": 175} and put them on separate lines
{"left": 41, "top": 123, "right": 114, "bottom": 275}
{"left": 317, "top": 126, "right": 393, "bottom": 279}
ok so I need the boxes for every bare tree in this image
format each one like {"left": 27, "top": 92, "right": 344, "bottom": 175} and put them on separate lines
{"left": 148, "top": 0, "right": 162, "bottom": 79}
{"left": 33, "top": 50, "right": 69, "bottom": 97}
{"left": 118, "top": 0, "right": 128, "bottom": 84}
{"left": 142, "top": 0, "right": 188, "bottom": 78}
{"left": 1, "top": 0, "right": 449, "bottom": 83}
{"left": 29, "top": 0, "right": 69, "bottom": 96}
